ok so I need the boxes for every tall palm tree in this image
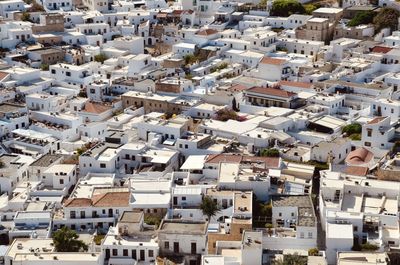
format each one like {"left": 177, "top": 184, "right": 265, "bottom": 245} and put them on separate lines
{"left": 200, "top": 196, "right": 220, "bottom": 221}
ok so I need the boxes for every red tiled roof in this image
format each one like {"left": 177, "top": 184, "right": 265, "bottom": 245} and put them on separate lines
{"left": 64, "top": 192, "right": 130, "bottom": 207}
{"left": 172, "top": 10, "right": 184, "bottom": 16}
{"left": 344, "top": 166, "right": 368, "bottom": 176}
{"left": 64, "top": 198, "right": 91, "bottom": 207}
{"left": 260, "top": 57, "right": 287, "bottom": 65}
{"left": 279, "top": 80, "right": 313, "bottom": 89}
{"left": 371, "top": 46, "right": 393, "bottom": 54}
{"left": 182, "top": 10, "right": 194, "bottom": 14}
{"left": 345, "top": 147, "right": 373, "bottom": 165}
{"left": 228, "top": 84, "right": 247, "bottom": 92}
{"left": 246, "top": 86, "right": 297, "bottom": 98}
{"left": 83, "top": 102, "right": 112, "bottom": 114}
{"left": 0, "top": 71, "right": 9, "bottom": 82}
{"left": 196, "top": 29, "right": 218, "bottom": 36}
{"left": 205, "top": 154, "right": 280, "bottom": 168}
{"left": 92, "top": 192, "right": 130, "bottom": 207}
{"left": 367, "top": 116, "right": 386, "bottom": 125}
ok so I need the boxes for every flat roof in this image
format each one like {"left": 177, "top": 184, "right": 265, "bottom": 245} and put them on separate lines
{"left": 326, "top": 223, "right": 353, "bottom": 239}
{"left": 180, "top": 155, "right": 207, "bottom": 170}
{"left": 119, "top": 211, "right": 143, "bottom": 223}
{"left": 159, "top": 220, "right": 207, "bottom": 235}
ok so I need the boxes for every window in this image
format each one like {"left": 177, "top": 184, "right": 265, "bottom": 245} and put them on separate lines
{"left": 112, "top": 249, "right": 118, "bottom": 256}
{"left": 182, "top": 197, "right": 186, "bottom": 201}
{"left": 123, "top": 249, "right": 128, "bottom": 256}
{"left": 308, "top": 232, "right": 312, "bottom": 238}
{"left": 148, "top": 250, "right": 154, "bottom": 257}
{"left": 66, "top": 71, "right": 71, "bottom": 77}
{"left": 164, "top": 241, "right": 169, "bottom": 249}
{"left": 59, "top": 179, "right": 64, "bottom": 185}
{"left": 51, "top": 69, "right": 56, "bottom": 74}
{"left": 300, "top": 232, "right": 304, "bottom": 238}
{"left": 365, "top": 142, "right": 371, "bottom": 147}
{"left": 279, "top": 212, "right": 282, "bottom": 217}
{"left": 100, "top": 163, "right": 106, "bottom": 168}
{"left": 367, "top": 129, "right": 372, "bottom": 137}
{"left": 70, "top": 211, "right": 76, "bottom": 219}
{"left": 90, "top": 89, "right": 95, "bottom": 94}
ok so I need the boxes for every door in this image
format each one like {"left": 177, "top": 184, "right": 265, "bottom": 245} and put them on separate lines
{"left": 173, "top": 197, "right": 178, "bottom": 205}
{"left": 108, "top": 209, "right": 113, "bottom": 217}
{"left": 191, "top": 242, "right": 196, "bottom": 254}
{"left": 105, "top": 249, "right": 110, "bottom": 260}
{"left": 131, "top": 249, "right": 136, "bottom": 260}
{"left": 174, "top": 242, "right": 179, "bottom": 253}
{"left": 139, "top": 249, "right": 145, "bottom": 261}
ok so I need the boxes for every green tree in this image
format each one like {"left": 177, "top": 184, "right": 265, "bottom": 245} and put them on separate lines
{"left": 261, "top": 148, "right": 280, "bottom": 157}
{"left": 270, "top": 0, "right": 306, "bottom": 17}
{"left": 373, "top": 8, "right": 400, "bottom": 31}
{"left": 184, "top": 54, "right": 198, "bottom": 65}
{"left": 303, "top": 4, "right": 318, "bottom": 15}
{"left": 52, "top": 227, "right": 88, "bottom": 252}
{"left": 200, "top": 196, "right": 220, "bottom": 221}
{"left": 94, "top": 53, "right": 108, "bottom": 64}
{"left": 342, "top": 123, "right": 362, "bottom": 135}
{"left": 348, "top": 11, "right": 376, "bottom": 27}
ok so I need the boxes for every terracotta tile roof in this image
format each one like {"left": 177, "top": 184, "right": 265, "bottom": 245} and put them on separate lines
{"left": 205, "top": 154, "right": 243, "bottom": 164}
{"left": 182, "top": 10, "right": 194, "bottom": 14}
{"left": 371, "top": 46, "right": 393, "bottom": 54}
{"left": 367, "top": 116, "right": 386, "bottom": 125}
{"left": 92, "top": 192, "right": 130, "bottom": 207}
{"left": 344, "top": 166, "right": 368, "bottom": 176}
{"left": 0, "top": 71, "right": 9, "bottom": 82}
{"left": 260, "top": 57, "right": 287, "bottom": 65}
{"left": 64, "top": 192, "right": 130, "bottom": 207}
{"left": 172, "top": 10, "right": 184, "bottom": 16}
{"left": 196, "top": 29, "right": 218, "bottom": 36}
{"left": 228, "top": 84, "right": 247, "bottom": 92}
{"left": 345, "top": 147, "right": 373, "bottom": 165}
{"left": 279, "top": 80, "right": 313, "bottom": 89}
{"left": 205, "top": 154, "right": 280, "bottom": 168}
{"left": 83, "top": 102, "right": 112, "bottom": 114}
{"left": 246, "top": 86, "right": 297, "bottom": 98}
{"left": 64, "top": 198, "right": 91, "bottom": 207}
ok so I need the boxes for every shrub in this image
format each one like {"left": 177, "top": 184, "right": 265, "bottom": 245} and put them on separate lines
{"left": 303, "top": 4, "right": 318, "bottom": 15}
{"left": 361, "top": 242, "right": 379, "bottom": 251}
{"left": 184, "top": 54, "right": 198, "bottom": 65}
{"left": 270, "top": 0, "right": 306, "bottom": 17}
{"left": 41, "top": 64, "right": 49, "bottom": 71}
{"left": 261, "top": 148, "right": 280, "bottom": 157}
{"left": 348, "top": 11, "right": 375, "bottom": 27}
{"left": 94, "top": 53, "right": 108, "bottom": 64}
{"left": 373, "top": 8, "right": 400, "bottom": 31}
{"left": 215, "top": 108, "right": 239, "bottom": 121}
{"left": 342, "top": 123, "right": 361, "bottom": 135}
{"left": 308, "top": 248, "right": 319, "bottom": 256}
{"left": 349, "top": 133, "right": 361, "bottom": 141}
{"left": 93, "top": 234, "right": 105, "bottom": 245}
{"left": 21, "top": 12, "right": 32, "bottom": 22}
